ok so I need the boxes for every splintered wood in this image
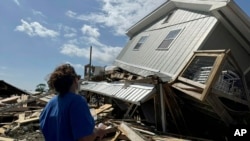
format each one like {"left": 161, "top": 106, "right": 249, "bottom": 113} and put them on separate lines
{"left": 118, "top": 122, "right": 145, "bottom": 141}
{"left": 0, "top": 93, "right": 48, "bottom": 139}
{"left": 0, "top": 136, "right": 15, "bottom": 141}
{"left": 0, "top": 94, "right": 190, "bottom": 141}
{"left": 99, "top": 120, "right": 190, "bottom": 141}
{"left": 92, "top": 104, "right": 112, "bottom": 116}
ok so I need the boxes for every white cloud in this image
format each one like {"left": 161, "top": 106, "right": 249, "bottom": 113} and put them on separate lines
{"left": 60, "top": 43, "right": 122, "bottom": 65}
{"left": 61, "top": 0, "right": 165, "bottom": 65}
{"left": 15, "top": 19, "right": 59, "bottom": 38}
{"left": 81, "top": 25, "right": 100, "bottom": 38}
{"left": 91, "top": 45, "right": 122, "bottom": 64}
{"left": 32, "top": 9, "right": 46, "bottom": 17}
{"left": 66, "top": 0, "right": 165, "bottom": 35}
{"left": 61, "top": 23, "right": 122, "bottom": 65}
{"left": 60, "top": 44, "right": 89, "bottom": 58}
{"left": 13, "top": 0, "right": 20, "bottom": 6}
{"left": 65, "top": 61, "right": 85, "bottom": 70}
{"left": 66, "top": 10, "right": 77, "bottom": 18}
{"left": 62, "top": 25, "right": 77, "bottom": 33}
{"left": 64, "top": 33, "right": 77, "bottom": 38}
{"left": 67, "top": 39, "right": 79, "bottom": 44}
{"left": 58, "top": 24, "right": 77, "bottom": 38}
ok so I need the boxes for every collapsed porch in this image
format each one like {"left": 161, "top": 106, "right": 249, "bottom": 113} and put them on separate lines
{"left": 81, "top": 49, "right": 250, "bottom": 140}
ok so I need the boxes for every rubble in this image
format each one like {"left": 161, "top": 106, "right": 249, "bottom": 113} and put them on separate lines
{"left": 0, "top": 93, "right": 194, "bottom": 141}
{"left": 1, "top": 55, "right": 249, "bottom": 140}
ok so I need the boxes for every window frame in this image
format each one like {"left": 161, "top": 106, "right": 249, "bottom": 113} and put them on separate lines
{"left": 172, "top": 50, "right": 228, "bottom": 101}
{"left": 157, "top": 28, "right": 183, "bottom": 50}
{"left": 133, "top": 35, "right": 148, "bottom": 50}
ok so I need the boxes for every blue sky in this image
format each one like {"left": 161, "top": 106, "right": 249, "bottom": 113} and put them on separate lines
{"left": 0, "top": 0, "right": 249, "bottom": 91}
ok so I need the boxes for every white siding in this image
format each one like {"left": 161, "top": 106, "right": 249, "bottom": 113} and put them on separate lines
{"left": 114, "top": 9, "right": 218, "bottom": 80}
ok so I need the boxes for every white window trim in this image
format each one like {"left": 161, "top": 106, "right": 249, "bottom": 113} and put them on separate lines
{"left": 133, "top": 35, "right": 149, "bottom": 50}
{"left": 157, "top": 28, "right": 184, "bottom": 50}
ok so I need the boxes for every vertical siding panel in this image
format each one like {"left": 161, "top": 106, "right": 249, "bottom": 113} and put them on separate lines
{"left": 116, "top": 38, "right": 135, "bottom": 60}
{"left": 145, "top": 10, "right": 192, "bottom": 69}
{"left": 168, "top": 16, "right": 217, "bottom": 76}
{"left": 155, "top": 10, "right": 198, "bottom": 71}
{"left": 156, "top": 11, "right": 209, "bottom": 75}
{"left": 139, "top": 31, "right": 162, "bottom": 67}
{"left": 120, "top": 40, "right": 133, "bottom": 60}
{"left": 164, "top": 13, "right": 212, "bottom": 72}
{"left": 115, "top": 9, "right": 218, "bottom": 78}
{"left": 141, "top": 31, "right": 165, "bottom": 68}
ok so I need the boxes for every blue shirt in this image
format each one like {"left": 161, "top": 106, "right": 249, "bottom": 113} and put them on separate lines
{"left": 39, "top": 92, "right": 95, "bottom": 141}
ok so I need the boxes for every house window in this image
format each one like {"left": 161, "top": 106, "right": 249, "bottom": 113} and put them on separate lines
{"left": 163, "top": 10, "right": 175, "bottom": 23}
{"left": 133, "top": 36, "right": 148, "bottom": 50}
{"left": 158, "top": 29, "right": 182, "bottom": 49}
{"left": 173, "top": 50, "right": 248, "bottom": 102}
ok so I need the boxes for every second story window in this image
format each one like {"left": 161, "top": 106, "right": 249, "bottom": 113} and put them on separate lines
{"left": 158, "top": 29, "right": 182, "bottom": 50}
{"left": 133, "top": 36, "right": 148, "bottom": 50}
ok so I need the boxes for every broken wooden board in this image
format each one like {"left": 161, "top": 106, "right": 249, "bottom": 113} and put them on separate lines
{"left": 0, "top": 124, "right": 11, "bottom": 135}
{"left": 152, "top": 136, "right": 190, "bottom": 141}
{"left": 110, "top": 131, "right": 121, "bottom": 141}
{"left": 0, "top": 93, "right": 52, "bottom": 112}
{"left": 15, "top": 117, "right": 39, "bottom": 125}
{"left": 0, "top": 136, "right": 15, "bottom": 141}
{"left": 118, "top": 122, "right": 146, "bottom": 141}
{"left": 92, "top": 104, "right": 112, "bottom": 116}
{"left": 0, "top": 96, "right": 20, "bottom": 104}
{"left": 132, "top": 127, "right": 156, "bottom": 136}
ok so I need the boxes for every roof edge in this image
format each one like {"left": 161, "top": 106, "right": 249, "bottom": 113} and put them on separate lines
{"left": 172, "top": 0, "right": 229, "bottom": 11}
{"left": 126, "top": 0, "right": 230, "bottom": 37}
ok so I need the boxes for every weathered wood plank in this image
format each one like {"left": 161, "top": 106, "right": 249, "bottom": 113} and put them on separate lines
{"left": 15, "top": 117, "right": 39, "bottom": 124}
{"left": 0, "top": 96, "right": 19, "bottom": 104}
{"left": 110, "top": 131, "right": 121, "bottom": 141}
{"left": 131, "top": 127, "right": 155, "bottom": 136}
{"left": 92, "top": 104, "right": 112, "bottom": 116}
{"left": 118, "top": 122, "right": 145, "bottom": 141}
{"left": 0, "top": 136, "right": 15, "bottom": 141}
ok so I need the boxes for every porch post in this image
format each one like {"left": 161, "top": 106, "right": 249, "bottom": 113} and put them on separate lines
{"left": 160, "top": 83, "right": 166, "bottom": 132}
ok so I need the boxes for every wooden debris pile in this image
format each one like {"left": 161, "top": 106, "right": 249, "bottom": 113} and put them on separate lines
{"left": 0, "top": 93, "right": 51, "bottom": 140}
{"left": 0, "top": 93, "right": 192, "bottom": 141}
{"left": 88, "top": 104, "right": 192, "bottom": 141}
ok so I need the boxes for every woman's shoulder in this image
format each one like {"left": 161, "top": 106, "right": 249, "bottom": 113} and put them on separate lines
{"left": 43, "top": 95, "right": 58, "bottom": 108}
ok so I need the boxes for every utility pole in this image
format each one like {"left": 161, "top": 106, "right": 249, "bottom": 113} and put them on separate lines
{"left": 88, "top": 46, "right": 92, "bottom": 80}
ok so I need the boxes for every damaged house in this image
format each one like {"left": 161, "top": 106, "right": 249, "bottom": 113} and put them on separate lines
{"left": 80, "top": 0, "right": 250, "bottom": 140}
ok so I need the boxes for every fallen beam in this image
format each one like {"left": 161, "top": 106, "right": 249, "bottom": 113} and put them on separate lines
{"left": 118, "top": 122, "right": 146, "bottom": 141}
{"left": 92, "top": 104, "right": 112, "bottom": 116}
{"left": 0, "top": 136, "right": 15, "bottom": 141}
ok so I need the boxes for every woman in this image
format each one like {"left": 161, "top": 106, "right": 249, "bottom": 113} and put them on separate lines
{"left": 40, "top": 64, "right": 105, "bottom": 141}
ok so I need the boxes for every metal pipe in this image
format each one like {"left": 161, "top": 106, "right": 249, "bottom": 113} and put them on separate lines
{"left": 160, "top": 83, "right": 166, "bottom": 132}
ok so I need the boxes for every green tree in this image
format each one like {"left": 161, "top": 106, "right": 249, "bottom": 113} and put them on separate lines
{"left": 35, "top": 83, "right": 46, "bottom": 93}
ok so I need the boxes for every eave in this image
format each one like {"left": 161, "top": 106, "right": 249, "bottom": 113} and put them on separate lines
{"left": 126, "top": 0, "right": 250, "bottom": 53}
